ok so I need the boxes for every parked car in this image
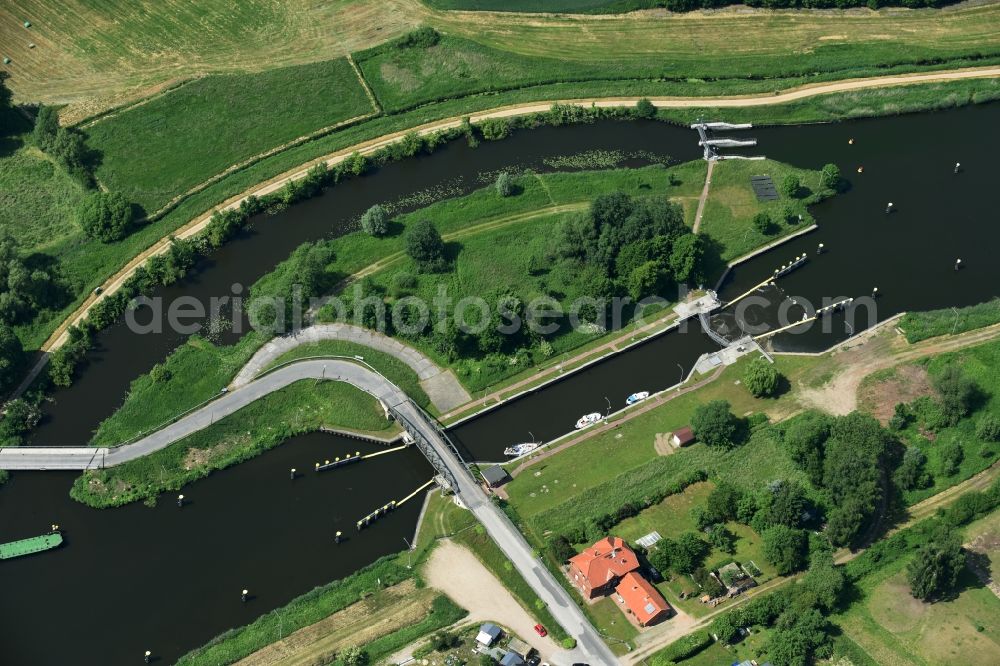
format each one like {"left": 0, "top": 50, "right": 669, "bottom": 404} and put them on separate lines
{"left": 533, "top": 623, "right": 547, "bottom": 637}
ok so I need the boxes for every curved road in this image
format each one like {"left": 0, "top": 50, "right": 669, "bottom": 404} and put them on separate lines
{"left": 33, "top": 64, "right": 1000, "bottom": 366}
{"left": 0, "top": 358, "right": 619, "bottom": 665}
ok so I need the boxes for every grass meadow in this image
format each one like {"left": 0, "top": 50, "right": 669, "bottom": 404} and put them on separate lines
{"left": 90, "top": 333, "right": 432, "bottom": 447}
{"left": 698, "top": 158, "right": 831, "bottom": 263}
{"left": 505, "top": 354, "right": 812, "bottom": 521}
{"left": 0, "top": 140, "right": 86, "bottom": 251}
{"left": 832, "top": 509, "right": 1000, "bottom": 666}
{"left": 73, "top": 379, "right": 394, "bottom": 507}
{"left": 85, "top": 58, "right": 375, "bottom": 212}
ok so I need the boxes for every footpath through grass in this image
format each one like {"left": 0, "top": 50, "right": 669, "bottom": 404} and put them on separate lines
{"left": 91, "top": 162, "right": 703, "bottom": 445}
{"left": 13, "top": 76, "right": 999, "bottom": 354}
{"left": 73, "top": 379, "right": 394, "bottom": 508}
{"left": 90, "top": 333, "right": 432, "bottom": 447}
{"left": 698, "top": 158, "right": 831, "bottom": 264}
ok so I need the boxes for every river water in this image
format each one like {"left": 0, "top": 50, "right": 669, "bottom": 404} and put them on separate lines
{"left": 4, "top": 103, "right": 1000, "bottom": 664}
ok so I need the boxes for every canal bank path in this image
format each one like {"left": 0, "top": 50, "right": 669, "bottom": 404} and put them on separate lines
{"left": 26, "top": 63, "right": 1000, "bottom": 392}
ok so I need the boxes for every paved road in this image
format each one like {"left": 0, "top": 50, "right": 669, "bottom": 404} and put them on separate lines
{"left": 230, "top": 322, "right": 471, "bottom": 412}
{"left": 0, "top": 359, "right": 619, "bottom": 664}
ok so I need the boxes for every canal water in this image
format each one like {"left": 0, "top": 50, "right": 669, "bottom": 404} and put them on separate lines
{"left": 5, "top": 103, "right": 1000, "bottom": 664}
{"left": 0, "top": 431, "right": 432, "bottom": 665}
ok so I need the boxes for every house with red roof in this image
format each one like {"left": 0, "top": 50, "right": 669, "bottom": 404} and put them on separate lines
{"left": 567, "top": 536, "right": 640, "bottom": 599}
{"left": 615, "top": 571, "right": 672, "bottom": 627}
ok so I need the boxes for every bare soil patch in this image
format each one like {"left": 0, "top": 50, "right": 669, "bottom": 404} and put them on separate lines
{"left": 857, "top": 364, "right": 933, "bottom": 424}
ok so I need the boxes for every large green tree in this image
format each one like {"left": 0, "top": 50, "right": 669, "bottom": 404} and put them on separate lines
{"left": 0, "top": 324, "right": 25, "bottom": 392}
{"left": 907, "top": 522, "right": 966, "bottom": 601}
{"left": 783, "top": 410, "right": 831, "bottom": 486}
{"left": 691, "top": 399, "right": 742, "bottom": 448}
{"left": 762, "top": 524, "right": 808, "bottom": 575}
{"left": 77, "top": 192, "right": 135, "bottom": 242}
{"left": 743, "top": 356, "right": 780, "bottom": 397}
{"left": 360, "top": 204, "right": 389, "bottom": 237}
{"left": 405, "top": 219, "right": 447, "bottom": 273}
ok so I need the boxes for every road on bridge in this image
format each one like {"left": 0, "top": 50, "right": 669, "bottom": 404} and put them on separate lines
{"left": 0, "top": 359, "right": 620, "bottom": 665}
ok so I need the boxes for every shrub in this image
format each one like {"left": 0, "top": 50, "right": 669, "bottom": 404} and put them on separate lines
{"left": 495, "top": 171, "right": 514, "bottom": 197}
{"left": 743, "top": 356, "right": 780, "bottom": 397}
{"left": 77, "top": 191, "right": 135, "bottom": 242}
{"left": 894, "top": 446, "right": 931, "bottom": 490}
{"left": 939, "top": 441, "right": 964, "bottom": 476}
{"left": 149, "top": 364, "right": 172, "bottom": 384}
{"left": 820, "top": 163, "right": 842, "bottom": 190}
{"left": 651, "top": 630, "right": 711, "bottom": 663}
{"left": 752, "top": 211, "right": 773, "bottom": 234}
{"left": 479, "top": 117, "right": 511, "bottom": 141}
{"left": 360, "top": 204, "right": 390, "bottom": 237}
{"left": 548, "top": 535, "right": 576, "bottom": 563}
{"left": 561, "top": 638, "right": 576, "bottom": 650}
{"left": 635, "top": 98, "right": 656, "bottom": 119}
{"left": 691, "top": 400, "right": 743, "bottom": 448}
{"left": 976, "top": 413, "right": 1000, "bottom": 441}
{"left": 397, "top": 27, "right": 440, "bottom": 49}
{"left": 780, "top": 174, "right": 801, "bottom": 197}
{"left": 405, "top": 219, "right": 447, "bottom": 273}
{"left": 931, "top": 364, "right": 979, "bottom": 425}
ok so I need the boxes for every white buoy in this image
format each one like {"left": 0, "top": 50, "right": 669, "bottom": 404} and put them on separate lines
{"left": 818, "top": 243, "right": 825, "bottom": 254}
{"left": 886, "top": 202, "right": 894, "bottom": 214}
{"left": 955, "top": 258, "right": 962, "bottom": 271}
{"left": 955, "top": 162, "right": 961, "bottom": 174}
{"left": 872, "top": 287, "right": 879, "bottom": 297}
{"left": 177, "top": 494, "right": 184, "bottom": 507}
{"left": 241, "top": 589, "right": 249, "bottom": 602}
{"left": 145, "top": 651, "right": 152, "bottom": 664}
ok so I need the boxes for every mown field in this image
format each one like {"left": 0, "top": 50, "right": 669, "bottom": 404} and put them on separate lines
{"left": 85, "top": 58, "right": 375, "bottom": 213}
{"left": 422, "top": 0, "right": 636, "bottom": 10}
{"left": 0, "top": 0, "right": 417, "bottom": 119}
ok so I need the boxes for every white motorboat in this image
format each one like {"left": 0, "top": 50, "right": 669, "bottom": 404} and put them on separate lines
{"left": 626, "top": 391, "right": 650, "bottom": 406}
{"left": 504, "top": 442, "right": 541, "bottom": 457}
{"left": 575, "top": 412, "right": 602, "bottom": 429}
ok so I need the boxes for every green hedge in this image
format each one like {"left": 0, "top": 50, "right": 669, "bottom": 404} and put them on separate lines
{"left": 650, "top": 629, "right": 712, "bottom": 665}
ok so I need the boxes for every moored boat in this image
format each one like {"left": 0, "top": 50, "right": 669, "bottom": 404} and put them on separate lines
{"left": 0, "top": 526, "right": 63, "bottom": 560}
{"left": 504, "top": 442, "right": 541, "bottom": 457}
{"left": 575, "top": 412, "right": 602, "bottom": 429}
{"left": 626, "top": 391, "right": 650, "bottom": 406}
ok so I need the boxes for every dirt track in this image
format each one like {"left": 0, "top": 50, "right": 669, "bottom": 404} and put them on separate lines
{"left": 32, "top": 65, "right": 1000, "bottom": 363}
